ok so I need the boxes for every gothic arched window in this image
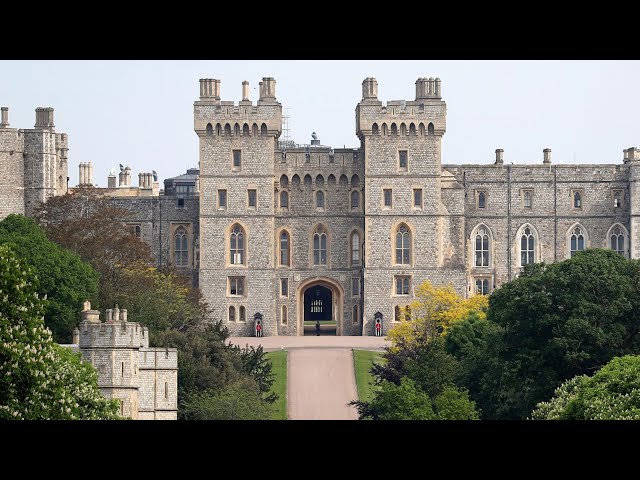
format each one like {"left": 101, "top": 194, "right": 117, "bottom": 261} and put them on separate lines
{"left": 474, "top": 227, "right": 490, "bottom": 267}
{"left": 316, "top": 190, "right": 325, "bottom": 209}
{"left": 313, "top": 225, "right": 328, "bottom": 266}
{"left": 570, "top": 226, "right": 585, "bottom": 257}
{"left": 351, "top": 231, "right": 360, "bottom": 266}
{"left": 395, "top": 224, "right": 411, "bottom": 265}
{"left": 280, "top": 230, "right": 290, "bottom": 266}
{"left": 610, "top": 225, "right": 625, "bottom": 256}
{"left": 230, "top": 224, "right": 245, "bottom": 265}
{"left": 520, "top": 227, "right": 535, "bottom": 266}
{"left": 174, "top": 226, "right": 188, "bottom": 266}
{"left": 280, "top": 190, "right": 289, "bottom": 209}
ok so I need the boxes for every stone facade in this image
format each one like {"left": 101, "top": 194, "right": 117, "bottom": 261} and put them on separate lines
{"left": 6, "top": 76, "right": 640, "bottom": 338}
{"left": 0, "top": 107, "right": 68, "bottom": 220}
{"left": 73, "top": 302, "right": 178, "bottom": 420}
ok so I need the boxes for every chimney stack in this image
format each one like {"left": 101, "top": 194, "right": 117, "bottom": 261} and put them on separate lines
{"left": 0, "top": 107, "right": 8, "bottom": 128}
{"left": 242, "top": 81, "right": 250, "bottom": 101}
{"left": 72, "top": 328, "right": 80, "bottom": 344}
{"left": 35, "top": 107, "right": 54, "bottom": 129}
{"left": 199, "top": 78, "right": 221, "bottom": 100}
{"left": 495, "top": 149, "right": 504, "bottom": 165}
{"left": 259, "top": 77, "right": 276, "bottom": 101}
{"left": 362, "top": 77, "right": 378, "bottom": 100}
{"left": 543, "top": 148, "right": 552, "bottom": 164}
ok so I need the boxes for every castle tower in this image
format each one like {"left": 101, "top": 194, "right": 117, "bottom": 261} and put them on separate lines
{"left": 356, "top": 77, "right": 448, "bottom": 335}
{"left": 23, "top": 107, "right": 68, "bottom": 216}
{"left": 0, "top": 107, "right": 25, "bottom": 219}
{"left": 78, "top": 303, "right": 142, "bottom": 419}
{"left": 195, "top": 77, "right": 281, "bottom": 336}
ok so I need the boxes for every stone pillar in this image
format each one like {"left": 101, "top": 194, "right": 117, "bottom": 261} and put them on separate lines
{"left": 435, "top": 78, "right": 442, "bottom": 97}
{"left": 543, "top": 148, "right": 552, "bottom": 164}
{"left": 121, "top": 309, "right": 128, "bottom": 321}
{"left": 495, "top": 148, "right": 504, "bottom": 165}
{"left": 242, "top": 81, "right": 250, "bottom": 101}
{"left": 72, "top": 328, "right": 80, "bottom": 344}
{"left": 0, "top": 107, "right": 8, "bottom": 128}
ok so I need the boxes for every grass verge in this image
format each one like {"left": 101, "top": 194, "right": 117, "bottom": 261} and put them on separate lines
{"left": 353, "top": 349, "right": 386, "bottom": 404}
{"left": 265, "top": 350, "right": 287, "bottom": 420}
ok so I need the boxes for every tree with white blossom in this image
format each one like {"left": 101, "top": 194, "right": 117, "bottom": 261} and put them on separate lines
{"left": 0, "top": 244, "right": 119, "bottom": 420}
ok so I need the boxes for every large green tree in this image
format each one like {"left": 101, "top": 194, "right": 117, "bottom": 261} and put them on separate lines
{"left": 463, "top": 249, "right": 640, "bottom": 419}
{"left": 0, "top": 214, "right": 99, "bottom": 343}
{"left": 0, "top": 244, "right": 118, "bottom": 419}
{"left": 532, "top": 355, "right": 640, "bottom": 420}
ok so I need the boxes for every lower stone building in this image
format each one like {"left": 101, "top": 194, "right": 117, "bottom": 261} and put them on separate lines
{"left": 68, "top": 302, "right": 178, "bottom": 420}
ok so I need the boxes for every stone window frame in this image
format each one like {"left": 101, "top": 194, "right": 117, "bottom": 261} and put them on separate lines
{"left": 170, "top": 223, "right": 191, "bottom": 268}
{"left": 239, "top": 305, "right": 246, "bottom": 323}
{"left": 280, "top": 277, "right": 289, "bottom": 298}
{"left": 351, "top": 277, "right": 361, "bottom": 297}
{"left": 281, "top": 305, "right": 288, "bottom": 325}
{"left": 398, "top": 149, "right": 409, "bottom": 172}
{"left": 350, "top": 229, "right": 363, "bottom": 267}
{"left": 473, "top": 276, "right": 492, "bottom": 296}
{"left": 571, "top": 188, "right": 584, "bottom": 210}
{"left": 280, "top": 190, "right": 289, "bottom": 210}
{"left": 612, "top": 188, "right": 624, "bottom": 209}
{"left": 382, "top": 188, "right": 393, "bottom": 209}
{"left": 217, "top": 188, "right": 227, "bottom": 210}
{"left": 247, "top": 188, "right": 257, "bottom": 210}
{"left": 226, "top": 222, "right": 249, "bottom": 268}
{"left": 277, "top": 228, "right": 292, "bottom": 268}
{"left": 606, "top": 223, "right": 628, "bottom": 258}
{"left": 127, "top": 223, "right": 142, "bottom": 239}
{"left": 350, "top": 190, "right": 360, "bottom": 210}
{"left": 227, "top": 276, "right": 246, "bottom": 297}
{"left": 566, "top": 223, "right": 588, "bottom": 259}
{"left": 232, "top": 149, "right": 242, "bottom": 172}
{"left": 352, "top": 304, "right": 359, "bottom": 325}
{"left": 309, "top": 223, "right": 330, "bottom": 268}
{"left": 515, "top": 223, "right": 540, "bottom": 268}
{"left": 470, "top": 223, "right": 493, "bottom": 270}
{"left": 228, "top": 305, "right": 236, "bottom": 322}
{"left": 392, "top": 221, "right": 413, "bottom": 267}
{"left": 412, "top": 187, "right": 423, "bottom": 210}
{"left": 393, "top": 304, "right": 411, "bottom": 323}
{"left": 316, "top": 190, "right": 325, "bottom": 210}
{"left": 521, "top": 189, "right": 533, "bottom": 209}
{"left": 393, "top": 275, "right": 412, "bottom": 297}
{"left": 476, "top": 190, "right": 488, "bottom": 210}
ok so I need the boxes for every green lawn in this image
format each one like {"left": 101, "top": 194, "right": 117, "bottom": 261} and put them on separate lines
{"left": 265, "top": 350, "right": 287, "bottom": 420}
{"left": 353, "top": 350, "right": 386, "bottom": 403}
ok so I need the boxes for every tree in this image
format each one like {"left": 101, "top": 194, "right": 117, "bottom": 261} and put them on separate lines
{"left": 0, "top": 244, "right": 118, "bottom": 420}
{"left": 433, "top": 386, "right": 480, "bottom": 420}
{"left": 34, "top": 190, "right": 153, "bottom": 311}
{"left": 0, "top": 214, "right": 99, "bottom": 342}
{"left": 471, "top": 249, "right": 640, "bottom": 419}
{"left": 387, "top": 281, "right": 488, "bottom": 350}
{"left": 532, "top": 355, "right": 640, "bottom": 420}
{"left": 181, "top": 378, "right": 272, "bottom": 420}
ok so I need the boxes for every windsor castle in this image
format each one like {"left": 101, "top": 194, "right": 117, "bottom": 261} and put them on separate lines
{"left": 1, "top": 77, "right": 639, "bottom": 338}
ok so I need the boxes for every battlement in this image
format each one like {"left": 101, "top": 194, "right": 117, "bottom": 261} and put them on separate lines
{"left": 194, "top": 77, "right": 282, "bottom": 136}
{"left": 356, "top": 77, "right": 446, "bottom": 138}
{"left": 139, "top": 347, "right": 178, "bottom": 370}
{"left": 78, "top": 302, "right": 149, "bottom": 349}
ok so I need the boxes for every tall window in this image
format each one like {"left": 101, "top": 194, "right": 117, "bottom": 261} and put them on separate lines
{"left": 281, "top": 305, "right": 288, "bottom": 325}
{"left": 248, "top": 189, "right": 257, "bottom": 208}
{"left": 239, "top": 306, "right": 246, "bottom": 323}
{"left": 399, "top": 150, "right": 408, "bottom": 171}
{"left": 229, "top": 277, "right": 245, "bottom": 296}
{"left": 280, "top": 278, "right": 289, "bottom": 297}
{"left": 218, "top": 189, "right": 227, "bottom": 209}
{"left": 413, "top": 188, "right": 423, "bottom": 208}
{"left": 395, "top": 275, "right": 410, "bottom": 295}
{"left": 313, "top": 225, "right": 328, "bottom": 266}
{"left": 353, "top": 305, "right": 359, "bottom": 325}
{"left": 474, "top": 227, "right": 490, "bottom": 267}
{"left": 280, "top": 190, "right": 289, "bottom": 209}
{"left": 174, "top": 226, "right": 188, "bottom": 266}
{"left": 228, "top": 306, "right": 236, "bottom": 322}
{"left": 131, "top": 225, "right": 141, "bottom": 238}
{"left": 475, "top": 278, "right": 490, "bottom": 295}
{"left": 351, "top": 190, "right": 360, "bottom": 209}
{"left": 316, "top": 191, "right": 325, "bottom": 209}
{"left": 394, "top": 306, "right": 401, "bottom": 322}
{"left": 570, "top": 226, "right": 585, "bottom": 257}
{"left": 351, "top": 231, "right": 360, "bottom": 266}
{"left": 573, "top": 191, "right": 582, "bottom": 209}
{"left": 395, "top": 224, "right": 411, "bottom": 265}
{"left": 523, "top": 190, "right": 533, "bottom": 209}
{"left": 352, "top": 277, "right": 360, "bottom": 297}
{"left": 520, "top": 227, "right": 535, "bottom": 266}
{"left": 230, "top": 224, "right": 245, "bottom": 265}
{"left": 279, "top": 230, "right": 290, "bottom": 266}
{"left": 613, "top": 190, "right": 623, "bottom": 208}
{"left": 383, "top": 189, "right": 393, "bottom": 208}
{"left": 232, "top": 150, "right": 241, "bottom": 170}
{"left": 610, "top": 226, "right": 625, "bottom": 256}
{"left": 477, "top": 191, "right": 486, "bottom": 209}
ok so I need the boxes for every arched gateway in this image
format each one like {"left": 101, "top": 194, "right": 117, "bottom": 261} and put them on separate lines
{"left": 297, "top": 277, "right": 344, "bottom": 336}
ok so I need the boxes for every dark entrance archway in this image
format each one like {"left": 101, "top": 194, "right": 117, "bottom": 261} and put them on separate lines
{"left": 303, "top": 284, "right": 335, "bottom": 336}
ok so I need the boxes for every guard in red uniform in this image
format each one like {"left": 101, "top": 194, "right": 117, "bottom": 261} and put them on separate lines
{"left": 256, "top": 322, "right": 262, "bottom": 337}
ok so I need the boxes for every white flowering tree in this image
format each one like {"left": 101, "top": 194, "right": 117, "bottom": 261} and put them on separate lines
{"left": 0, "top": 244, "right": 119, "bottom": 420}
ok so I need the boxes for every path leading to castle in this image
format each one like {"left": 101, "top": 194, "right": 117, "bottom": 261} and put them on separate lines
{"left": 228, "top": 336, "right": 389, "bottom": 420}
{"left": 288, "top": 348, "right": 358, "bottom": 420}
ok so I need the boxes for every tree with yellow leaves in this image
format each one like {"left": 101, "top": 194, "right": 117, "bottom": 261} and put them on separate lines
{"left": 387, "top": 281, "right": 488, "bottom": 350}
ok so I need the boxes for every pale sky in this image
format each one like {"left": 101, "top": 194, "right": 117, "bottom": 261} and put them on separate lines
{"left": 1, "top": 60, "right": 639, "bottom": 187}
